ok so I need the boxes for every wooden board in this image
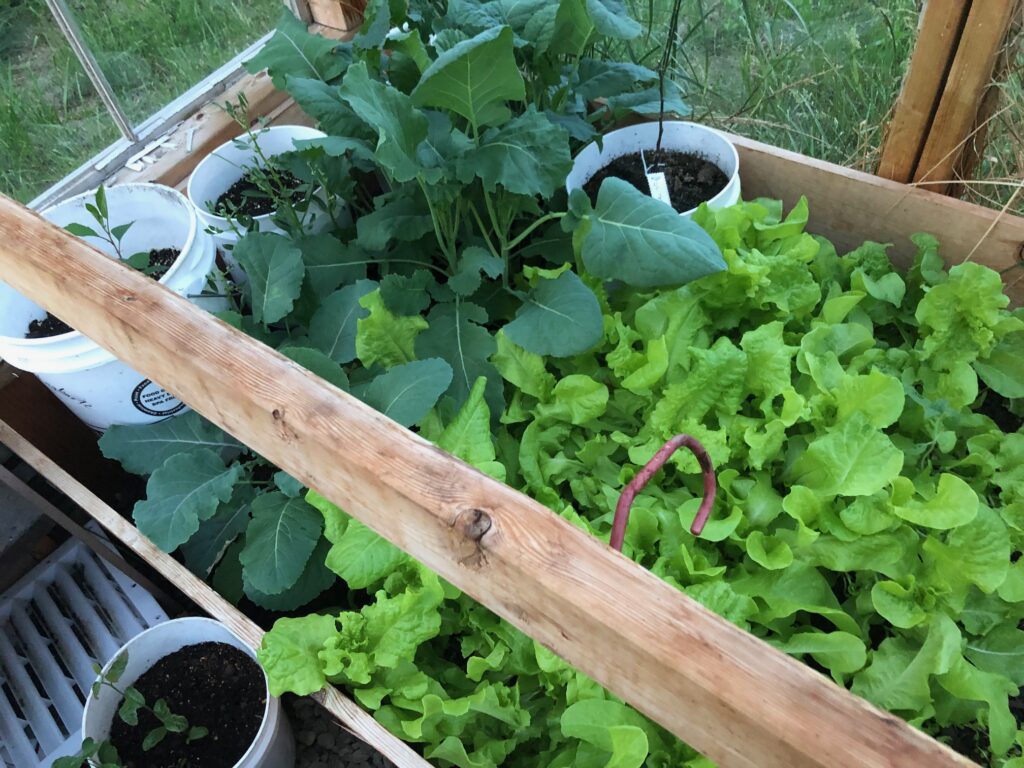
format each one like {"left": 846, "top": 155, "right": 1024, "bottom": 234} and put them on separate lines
{"left": 729, "top": 131, "right": 1024, "bottom": 302}
{"left": 307, "top": 0, "right": 363, "bottom": 31}
{"left": 877, "top": 0, "right": 970, "bottom": 182}
{"left": 914, "top": 2, "right": 1019, "bottom": 192}
{"left": 0, "top": 195, "right": 976, "bottom": 768}
{"left": 0, "top": 419, "right": 430, "bottom": 768}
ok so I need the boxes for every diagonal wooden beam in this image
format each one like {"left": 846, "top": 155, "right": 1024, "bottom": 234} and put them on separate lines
{"left": 0, "top": 193, "right": 976, "bottom": 768}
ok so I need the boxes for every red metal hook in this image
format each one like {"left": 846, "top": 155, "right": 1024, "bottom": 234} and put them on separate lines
{"left": 609, "top": 434, "right": 717, "bottom": 552}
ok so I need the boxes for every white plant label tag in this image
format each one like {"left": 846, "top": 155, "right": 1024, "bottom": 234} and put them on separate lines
{"left": 646, "top": 172, "right": 672, "bottom": 205}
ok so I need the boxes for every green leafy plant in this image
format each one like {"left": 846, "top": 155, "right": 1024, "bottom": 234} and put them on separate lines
{"left": 254, "top": 199, "right": 1024, "bottom": 767}
{"left": 94, "top": 5, "right": 1024, "bottom": 766}
{"left": 53, "top": 653, "right": 207, "bottom": 768}
{"left": 64, "top": 185, "right": 168, "bottom": 276}
{"left": 232, "top": 2, "right": 724, "bottom": 417}
{"left": 97, "top": 0, "right": 726, "bottom": 615}
{"left": 205, "top": 92, "right": 351, "bottom": 241}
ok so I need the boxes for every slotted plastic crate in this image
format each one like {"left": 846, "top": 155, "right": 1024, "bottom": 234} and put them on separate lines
{"left": 0, "top": 528, "right": 167, "bottom": 767}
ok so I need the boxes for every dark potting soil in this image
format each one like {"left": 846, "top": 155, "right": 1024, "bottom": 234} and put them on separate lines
{"left": 146, "top": 247, "right": 180, "bottom": 280}
{"left": 583, "top": 150, "right": 728, "bottom": 213}
{"left": 978, "top": 390, "right": 1023, "bottom": 433}
{"left": 22, "top": 246, "right": 179, "bottom": 338}
{"left": 25, "top": 312, "right": 74, "bottom": 338}
{"left": 109, "top": 641, "right": 265, "bottom": 768}
{"left": 214, "top": 168, "right": 305, "bottom": 217}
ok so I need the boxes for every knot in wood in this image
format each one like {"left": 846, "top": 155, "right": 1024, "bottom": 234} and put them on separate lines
{"left": 454, "top": 508, "right": 493, "bottom": 568}
{"left": 461, "top": 508, "right": 492, "bottom": 541}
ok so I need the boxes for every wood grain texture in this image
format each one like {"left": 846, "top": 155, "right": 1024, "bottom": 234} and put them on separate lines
{"left": 728, "top": 131, "right": 1024, "bottom": 303}
{"left": 877, "top": 0, "right": 970, "bottom": 182}
{"left": 950, "top": 5, "right": 1022, "bottom": 197}
{"left": 915, "top": 1, "right": 1018, "bottom": 192}
{"left": 307, "top": 0, "right": 364, "bottom": 32}
{"left": 0, "top": 195, "right": 976, "bottom": 768}
{"left": 0, "top": 419, "right": 429, "bottom": 768}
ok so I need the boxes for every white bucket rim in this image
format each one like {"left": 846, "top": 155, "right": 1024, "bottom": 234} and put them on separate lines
{"left": 567, "top": 120, "right": 741, "bottom": 215}
{"left": 187, "top": 124, "right": 328, "bottom": 229}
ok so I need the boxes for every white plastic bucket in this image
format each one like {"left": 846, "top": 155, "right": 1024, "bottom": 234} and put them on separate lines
{"left": 187, "top": 125, "right": 332, "bottom": 280}
{"left": 82, "top": 617, "right": 295, "bottom": 768}
{"left": 0, "top": 184, "right": 224, "bottom": 432}
{"left": 566, "top": 121, "right": 741, "bottom": 218}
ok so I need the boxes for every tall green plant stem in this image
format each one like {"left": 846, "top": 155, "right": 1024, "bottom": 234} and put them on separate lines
{"left": 506, "top": 212, "right": 566, "bottom": 251}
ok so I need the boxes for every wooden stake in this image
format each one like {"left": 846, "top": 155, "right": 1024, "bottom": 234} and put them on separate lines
{"left": 0, "top": 419, "right": 430, "bottom": 768}
{"left": 0, "top": 195, "right": 976, "bottom": 768}
{"left": 949, "top": 6, "right": 1022, "bottom": 198}
{"left": 878, "top": 0, "right": 970, "bottom": 182}
{"left": 914, "top": 1, "right": 1019, "bottom": 193}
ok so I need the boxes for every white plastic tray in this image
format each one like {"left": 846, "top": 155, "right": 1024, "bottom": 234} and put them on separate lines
{"left": 0, "top": 526, "right": 167, "bottom": 767}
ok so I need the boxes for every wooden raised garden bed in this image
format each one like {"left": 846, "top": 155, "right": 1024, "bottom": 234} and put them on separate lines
{"left": 1, "top": 2, "right": 1022, "bottom": 767}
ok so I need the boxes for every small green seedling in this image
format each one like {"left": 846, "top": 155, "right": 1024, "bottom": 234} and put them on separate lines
{"left": 52, "top": 652, "right": 207, "bottom": 768}
{"left": 65, "top": 186, "right": 161, "bottom": 276}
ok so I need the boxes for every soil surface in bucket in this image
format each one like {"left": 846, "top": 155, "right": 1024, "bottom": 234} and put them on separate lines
{"left": 583, "top": 150, "right": 728, "bottom": 213}
{"left": 22, "top": 246, "right": 179, "bottom": 338}
{"left": 109, "top": 641, "right": 265, "bottom": 768}
{"left": 214, "top": 168, "right": 305, "bottom": 217}
{"left": 144, "top": 247, "right": 180, "bottom": 280}
{"left": 25, "top": 312, "right": 74, "bottom": 338}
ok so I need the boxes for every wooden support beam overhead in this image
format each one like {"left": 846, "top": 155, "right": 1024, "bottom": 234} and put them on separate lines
{"left": 914, "top": 1, "right": 1019, "bottom": 194}
{"left": 877, "top": 0, "right": 971, "bottom": 182}
{"left": 0, "top": 195, "right": 976, "bottom": 768}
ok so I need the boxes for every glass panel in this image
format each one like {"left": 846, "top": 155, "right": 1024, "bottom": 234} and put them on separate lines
{"left": 68, "top": 0, "right": 281, "bottom": 125}
{"left": 0, "top": 1, "right": 120, "bottom": 202}
{"left": 0, "top": 0, "right": 281, "bottom": 203}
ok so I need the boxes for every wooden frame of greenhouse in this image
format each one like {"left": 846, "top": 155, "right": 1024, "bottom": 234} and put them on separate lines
{"left": 1, "top": 1, "right": 1021, "bottom": 767}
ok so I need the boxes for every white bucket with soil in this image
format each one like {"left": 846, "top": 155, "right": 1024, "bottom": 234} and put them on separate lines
{"left": 0, "top": 184, "right": 224, "bottom": 432}
{"left": 187, "top": 125, "right": 333, "bottom": 281}
{"left": 82, "top": 617, "right": 295, "bottom": 768}
{"left": 566, "top": 121, "right": 741, "bottom": 217}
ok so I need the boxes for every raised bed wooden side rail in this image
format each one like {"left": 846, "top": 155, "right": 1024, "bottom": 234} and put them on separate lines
{"left": 0, "top": 193, "right": 977, "bottom": 768}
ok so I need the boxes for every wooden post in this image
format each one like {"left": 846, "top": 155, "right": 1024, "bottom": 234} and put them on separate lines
{"left": 303, "top": 0, "right": 365, "bottom": 31}
{"left": 914, "top": 1, "right": 1019, "bottom": 193}
{"left": 949, "top": 8, "right": 1022, "bottom": 198}
{"left": 0, "top": 195, "right": 976, "bottom": 768}
{"left": 877, "top": 0, "right": 970, "bottom": 182}
{"left": 878, "top": 1, "right": 1019, "bottom": 194}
